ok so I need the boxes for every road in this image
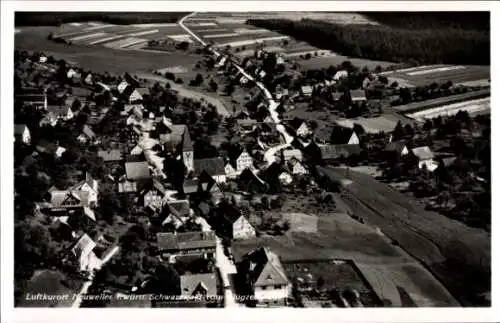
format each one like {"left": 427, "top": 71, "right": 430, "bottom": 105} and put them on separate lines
{"left": 138, "top": 73, "right": 230, "bottom": 117}
{"left": 71, "top": 246, "right": 120, "bottom": 308}
{"left": 180, "top": 12, "right": 294, "bottom": 166}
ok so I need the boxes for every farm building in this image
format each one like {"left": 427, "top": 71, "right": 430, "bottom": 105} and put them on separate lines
{"left": 14, "top": 124, "right": 31, "bottom": 144}
{"left": 411, "top": 146, "right": 439, "bottom": 172}
{"left": 194, "top": 158, "right": 227, "bottom": 184}
{"left": 156, "top": 231, "right": 216, "bottom": 259}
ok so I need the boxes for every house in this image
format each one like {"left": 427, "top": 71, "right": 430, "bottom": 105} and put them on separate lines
{"left": 333, "top": 70, "right": 348, "bottom": 81}
{"left": 180, "top": 273, "right": 219, "bottom": 303}
{"left": 70, "top": 233, "right": 100, "bottom": 273}
{"left": 139, "top": 179, "right": 166, "bottom": 211}
{"left": 239, "top": 247, "right": 291, "bottom": 306}
{"left": 67, "top": 68, "right": 78, "bottom": 79}
{"left": 300, "top": 85, "right": 313, "bottom": 97}
{"left": 319, "top": 144, "right": 362, "bottom": 161}
{"left": 98, "top": 149, "right": 123, "bottom": 163}
{"left": 162, "top": 124, "right": 194, "bottom": 173}
{"left": 288, "top": 157, "right": 308, "bottom": 175}
{"left": 194, "top": 158, "right": 226, "bottom": 184}
{"left": 77, "top": 125, "right": 97, "bottom": 144}
{"left": 438, "top": 156, "right": 458, "bottom": 169}
{"left": 69, "top": 172, "right": 99, "bottom": 208}
{"left": 217, "top": 201, "right": 256, "bottom": 240}
{"left": 35, "top": 141, "right": 67, "bottom": 158}
{"left": 117, "top": 80, "right": 129, "bottom": 94}
{"left": 227, "top": 146, "right": 253, "bottom": 173}
{"left": 197, "top": 172, "right": 225, "bottom": 205}
{"left": 46, "top": 105, "right": 74, "bottom": 120}
{"left": 278, "top": 171, "right": 293, "bottom": 185}
{"left": 350, "top": 90, "right": 367, "bottom": 103}
{"left": 128, "top": 89, "right": 144, "bottom": 103}
{"left": 239, "top": 75, "right": 249, "bottom": 85}
{"left": 16, "top": 91, "right": 47, "bottom": 110}
{"left": 122, "top": 104, "right": 144, "bottom": 116}
{"left": 14, "top": 124, "right": 31, "bottom": 144}
{"left": 238, "top": 168, "right": 267, "bottom": 193}
{"left": 276, "top": 56, "right": 285, "bottom": 65}
{"left": 84, "top": 73, "right": 93, "bottom": 85}
{"left": 282, "top": 149, "right": 302, "bottom": 162}
{"left": 39, "top": 55, "right": 47, "bottom": 63}
{"left": 384, "top": 141, "right": 409, "bottom": 157}
{"left": 183, "top": 179, "right": 199, "bottom": 195}
{"left": 287, "top": 118, "right": 310, "bottom": 138}
{"left": 347, "top": 131, "right": 360, "bottom": 145}
{"left": 237, "top": 119, "right": 258, "bottom": 132}
{"left": 156, "top": 231, "right": 217, "bottom": 259}
{"left": 411, "top": 146, "right": 438, "bottom": 172}
{"left": 118, "top": 179, "right": 138, "bottom": 193}
{"left": 216, "top": 56, "right": 227, "bottom": 68}
{"left": 125, "top": 161, "right": 152, "bottom": 181}
{"left": 162, "top": 200, "right": 191, "bottom": 229}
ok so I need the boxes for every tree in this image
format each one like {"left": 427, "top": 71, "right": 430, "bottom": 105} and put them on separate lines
{"left": 209, "top": 79, "right": 218, "bottom": 92}
{"left": 353, "top": 123, "right": 366, "bottom": 136}
{"left": 392, "top": 121, "right": 405, "bottom": 141}
{"left": 154, "top": 264, "right": 181, "bottom": 295}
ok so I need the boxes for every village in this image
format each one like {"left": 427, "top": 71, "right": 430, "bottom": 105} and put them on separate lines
{"left": 13, "top": 12, "right": 491, "bottom": 309}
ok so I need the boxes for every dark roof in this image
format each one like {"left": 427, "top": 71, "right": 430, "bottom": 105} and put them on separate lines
{"left": 227, "top": 145, "right": 246, "bottom": 166}
{"left": 385, "top": 141, "right": 407, "bottom": 153}
{"left": 180, "top": 273, "right": 218, "bottom": 297}
{"left": 183, "top": 179, "right": 198, "bottom": 194}
{"left": 287, "top": 118, "right": 306, "bottom": 131}
{"left": 440, "top": 156, "right": 458, "bottom": 167}
{"left": 198, "top": 202, "right": 211, "bottom": 216}
{"left": 125, "top": 161, "right": 151, "bottom": 180}
{"left": 350, "top": 89, "right": 366, "bottom": 100}
{"left": 135, "top": 87, "right": 150, "bottom": 96}
{"left": 218, "top": 201, "right": 242, "bottom": 224}
{"left": 168, "top": 200, "right": 190, "bottom": 217}
{"left": 46, "top": 105, "right": 70, "bottom": 117}
{"left": 156, "top": 231, "right": 216, "bottom": 251}
{"left": 14, "top": 124, "right": 27, "bottom": 135}
{"left": 411, "top": 146, "right": 434, "bottom": 160}
{"left": 237, "top": 119, "right": 258, "bottom": 127}
{"left": 242, "top": 247, "right": 289, "bottom": 287}
{"left": 98, "top": 149, "right": 123, "bottom": 162}
{"left": 320, "top": 144, "right": 361, "bottom": 160}
{"left": 194, "top": 158, "right": 225, "bottom": 177}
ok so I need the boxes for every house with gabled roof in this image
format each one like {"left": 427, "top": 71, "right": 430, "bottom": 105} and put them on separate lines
{"left": 333, "top": 70, "right": 348, "bottom": 81}
{"left": 227, "top": 146, "right": 253, "bottom": 174}
{"left": 180, "top": 273, "right": 219, "bottom": 301}
{"left": 125, "top": 160, "right": 152, "bottom": 181}
{"left": 282, "top": 149, "right": 302, "bottom": 162}
{"left": 138, "top": 179, "right": 167, "bottom": 211}
{"left": 300, "top": 85, "right": 313, "bottom": 97}
{"left": 70, "top": 233, "right": 101, "bottom": 273}
{"left": 238, "top": 168, "right": 267, "bottom": 193}
{"left": 239, "top": 247, "right": 291, "bottom": 306}
{"left": 237, "top": 119, "right": 258, "bottom": 132}
{"left": 216, "top": 201, "right": 256, "bottom": 240}
{"left": 46, "top": 105, "right": 74, "bottom": 120}
{"left": 70, "top": 172, "right": 99, "bottom": 207}
{"left": 288, "top": 157, "right": 308, "bottom": 175}
{"left": 98, "top": 149, "right": 123, "bottom": 163}
{"left": 161, "top": 124, "right": 194, "bottom": 173}
{"left": 384, "top": 141, "right": 409, "bottom": 157}
{"left": 14, "top": 124, "right": 31, "bottom": 144}
{"left": 194, "top": 158, "right": 226, "bottom": 184}
{"left": 156, "top": 231, "right": 216, "bottom": 260}
{"left": 162, "top": 200, "right": 191, "bottom": 230}
{"left": 411, "top": 146, "right": 439, "bottom": 172}
{"left": 77, "top": 125, "right": 97, "bottom": 144}
{"left": 286, "top": 118, "right": 310, "bottom": 138}
{"left": 35, "top": 141, "right": 66, "bottom": 158}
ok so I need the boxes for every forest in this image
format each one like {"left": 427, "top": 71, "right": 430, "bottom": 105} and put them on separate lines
{"left": 246, "top": 18, "right": 490, "bottom": 65}
{"left": 15, "top": 12, "right": 187, "bottom": 26}
{"left": 363, "top": 12, "right": 490, "bottom": 31}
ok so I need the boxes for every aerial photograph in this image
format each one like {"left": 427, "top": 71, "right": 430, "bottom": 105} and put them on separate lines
{"left": 12, "top": 10, "right": 490, "bottom": 309}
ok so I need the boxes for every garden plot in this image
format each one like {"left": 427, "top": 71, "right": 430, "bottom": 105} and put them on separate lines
{"left": 69, "top": 32, "right": 109, "bottom": 43}
{"left": 103, "top": 37, "right": 148, "bottom": 49}
{"left": 214, "top": 35, "right": 290, "bottom": 48}
{"left": 406, "top": 97, "right": 490, "bottom": 121}
{"left": 380, "top": 65, "right": 490, "bottom": 87}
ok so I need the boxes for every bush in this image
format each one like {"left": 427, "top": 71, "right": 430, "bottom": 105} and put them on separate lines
{"left": 175, "top": 78, "right": 183, "bottom": 84}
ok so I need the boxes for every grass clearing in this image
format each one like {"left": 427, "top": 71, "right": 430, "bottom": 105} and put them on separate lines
{"left": 283, "top": 213, "right": 318, "bottom": 233}
{"left": 335, "top": 114, "right": 411, "bottom": 133}
{"left": 297, "top": 55, "right": 395, "bottom": 71}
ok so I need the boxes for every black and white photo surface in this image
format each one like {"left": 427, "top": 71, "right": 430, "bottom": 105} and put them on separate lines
{"left": 5, "top": 3, "right": 494, "bottom": 318}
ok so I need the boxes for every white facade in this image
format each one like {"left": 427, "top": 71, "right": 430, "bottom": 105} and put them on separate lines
{"left": 213, "top": 174, "right": 227, "bottom": 184}
{"left": 67, "top": 69, "right": 77, "bottom": 79}
{"left": 183, "top": 150, "right": 194, "bottom": 173}
{"left": 291, "top": 162, "right": 307, "bottom": 175}
{"left": 334, "top": 70, "right": 348, "bottom": 81}
{"left": 117, "top": 80, "right": 129, "bottom": 94}
{"left": 129, "top": 90, "right": 143, "bottom": 103}
{"left": 347, "top": 132, "right": 360, "bottom": 145}
{"left": 17, "top": 126, "right": 31, "bottom": 144}
{"left": 418, "top": 159, "right": 439, "bottom": 172}
{"left": 144, "top": 190, "right": 164, "bottom": 209}
{"left": 225, "top": 163, "right": 238, "bottom": 179}
{"left": 78, "top": 181, "right": 99, "bottom": 207}
{"left": 232, "top": 216, "right": 256, "bottom": 240}
{"left": 236, "top": 151, "right": 253, "bottom": 171}
{"left": 401, "top": 146, "right": 409, "bottom": 156}
{"left": 254, "top": 284, "right": 291, "bottom": 303}
{"left": 296, "top": 123, "right": 310, "bottom": 137}
{"left": 278, "top": 172, "right": 293, "bottom": 185}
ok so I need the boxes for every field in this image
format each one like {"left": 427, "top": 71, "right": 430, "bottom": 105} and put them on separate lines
{"left": 297, "top": 55, "right": 395, "bottom": 71}
{"left": 380, "top": 64, "right": 490, "bottom": 87}
{"left": 335, "top": 114, "right": 413, "bottom": 133}
{"left": 283, "top": 213, "right": 318, "bottom": 233}
{"left": 232, "top": 207, "right": 459, "bottom": 306}
{"left": 15, "top": 32, "right": 199, "bottom": 74}
{"left": 316, "top": 166, "right": 490, "bottom": 306}
{"left": 406, "top": 97, "right": 490, "bottom": 121}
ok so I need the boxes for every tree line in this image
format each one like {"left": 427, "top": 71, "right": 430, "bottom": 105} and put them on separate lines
{"left": 246, "top": 18, "right": 490, "bottom": 65}
{"left": 15, "top": 12, "right": 187, "bottom": 26}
